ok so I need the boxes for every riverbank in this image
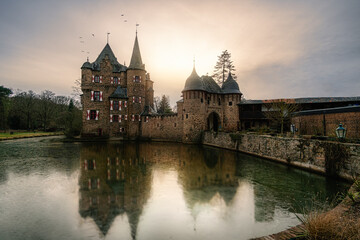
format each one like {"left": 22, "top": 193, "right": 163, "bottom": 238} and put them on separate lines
{"left": 0, "top": 131, "right": 63, "bottom": 140}
{"left": 253, "top": 180, "right": 360, "bottom": 240}
{"left": 202, "top": 132, "right": 360, "bottom": 181}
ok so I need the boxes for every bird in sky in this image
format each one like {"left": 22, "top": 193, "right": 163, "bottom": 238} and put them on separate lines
{"left": 124, "top": 20, "right": 127, "bottom": 22}
{"left": 121, "top": 14, "right": 124, "bottom": 16}
{"left": 92, "top": 33, "right": 95, "bottom": 37}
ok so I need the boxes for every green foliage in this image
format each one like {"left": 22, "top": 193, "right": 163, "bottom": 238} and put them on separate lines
{"left": 4, "top": 88, "right": 81, "bottom": 133}
{"left": 64, "top": 100, "right": 82, "bottom": 138}
{"left": 154, "top": 95, "right": 173, "bottom": 114}
{"left": 0, "top": 86, "right": 13, "bottom": 130}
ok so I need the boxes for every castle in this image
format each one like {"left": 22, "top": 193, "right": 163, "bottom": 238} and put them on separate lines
{"left": 81, "top": 33, "right": 242, "bottom": 143}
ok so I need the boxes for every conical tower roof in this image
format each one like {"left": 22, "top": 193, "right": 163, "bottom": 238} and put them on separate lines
{"left": 129, "top": 34, "right": 145, "bottom": 70}
{"left": 221, "top": 72, "right": 242, "bottom": 94}
{"left": 183, "top": 66, "right": 205, "bottom": 92}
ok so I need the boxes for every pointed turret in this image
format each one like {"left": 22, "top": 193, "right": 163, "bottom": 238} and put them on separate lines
{"left": 183, "top": 66, "right": 204, "bottom": 92}
{"left": 221, "top": 72, "right": 242, "bottom": 94}
{"left": 129, "top": 34, "right": 145, "bottom": 70}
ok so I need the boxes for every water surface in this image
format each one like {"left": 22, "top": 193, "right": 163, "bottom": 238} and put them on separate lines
{"left": 0, "top": 137, "right": 349, "bottom": 240}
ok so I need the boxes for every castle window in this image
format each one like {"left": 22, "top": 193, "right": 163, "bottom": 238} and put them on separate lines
{"left": 94, "top": 75, "right": 100, "bottom": 83}
{"left": 174, "top": 123, "right": 177, "bottom": 127}
{"left": 207, "top": 98, "right": 210, "bottom": 105}
{"left": 201, "top": 98, "right": 203, "bottom": 103}
{"left": 186, "top": 114, "right": 188, "bottom": 119}
{"left": 134, "top": 76, "right": 141, "bottom": 83}
{"left": 90, "top": 110, "right": 97, "bottom": 120}
{"left": 218, "top": 98, "right": 221, "bottom": 106}
{"left": 113, "top": 101, "right": 119, "bottom": 110}
{"left": 94, "top": 91, "right": 100, "bottom": 101}
{"left": 113, "top": 77, "right": 119, "bottom": 85}
{"left": 229, "top": 101, "right": 233, "bottom": 106}
{"left": 113, "top": 115, "right": 119, "bottom": 122}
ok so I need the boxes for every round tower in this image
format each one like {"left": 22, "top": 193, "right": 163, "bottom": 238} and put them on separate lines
{"left": 182, "top": 66, "right": 207, "bottom": 143}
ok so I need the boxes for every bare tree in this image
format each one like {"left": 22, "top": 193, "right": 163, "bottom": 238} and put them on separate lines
{"left": 11, "top": 90, "right": 38, "bottom": 130}
{"left": 212, "top": 50, "right": 236, "bottom": 86}
{"left": 71, "top": 78, "right": 82, "bottom": 102}
{"left": 37, "top": 90, "right": 55, "bottom": 131}
{"left": 263, "top": 101, "right": 300, "bottom": 134}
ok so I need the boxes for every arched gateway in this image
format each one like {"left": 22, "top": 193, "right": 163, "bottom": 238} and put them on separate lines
{"left": 207, "top": 112, "right": 221, "bottom": 132}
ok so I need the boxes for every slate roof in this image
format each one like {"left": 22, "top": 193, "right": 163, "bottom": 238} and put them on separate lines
{"left": 81, "top": 44, "right": 127, "bottom": 73}
{"left": 293, "top": 105, "right": 360, "bottom": 116}
{"left": 183, "top": 67, "right": 204, "bottom": 91}
{"left": 183, "top": 69, "right": 241, "bottom": 95}
{"left": 109, "top": 86, "right": 128, "bottom": 98}
{"left": 128, "top": 35, "right": 145, "bottom": 70}
{"left": 240, "top": 97, "right": 360, "bottom": 105}
{"left": 141, "top": 105, "right": 158, "bottom": 116}
{"left": 221, "top": 72, "right": 242, "bottom": 94}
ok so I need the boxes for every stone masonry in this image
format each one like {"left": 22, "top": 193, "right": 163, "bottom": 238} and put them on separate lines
{"left": 81, "top": 33, "right": 242, "bottom": 142}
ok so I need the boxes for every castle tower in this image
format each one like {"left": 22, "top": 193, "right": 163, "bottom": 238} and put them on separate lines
{"left": 126, "top": 33, "right": 147, "bottom": 138}
{"left": 221, "top": 72, "right": 242, "bottom": 131}
{"left": 181, "top": 66, "right": 208, "bottom": 142}
{"left": 80, "top": 43, "right": 127, "bottom": 138}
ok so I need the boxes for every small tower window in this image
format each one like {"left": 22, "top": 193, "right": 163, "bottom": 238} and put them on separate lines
{"left": 90, "top": 110, "right": 97, "bottom": 120}
{"left": 218, "top": 98, "right": 221, "bottom": 106}
{"left": 186, "top": 114, "right": 188, "bottom": 119}
{"left": 94, "top": 75, "right": 100, "bottom": 83}
{"left": 113, "top": 77, "right": 119, "bottom": 85}
{"left": 135, "top": 76, "right": 141, "bottom": 82}
{"left": 94, "top": 91, "right": 100, "bottom": 101}
{"left": 229, "top": 101, "right": 233, "bottom": 106}
{"left": 201, "top": 98, "right": 203, "bottom": 103}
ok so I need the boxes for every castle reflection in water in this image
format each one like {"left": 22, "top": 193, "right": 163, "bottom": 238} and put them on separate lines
{"left": 78, "top": 142, "right": 344, "bottom": 239}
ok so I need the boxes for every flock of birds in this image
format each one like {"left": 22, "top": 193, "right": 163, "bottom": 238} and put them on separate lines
{"left": 78, "top": 13, "right": 137, "bottom": 60}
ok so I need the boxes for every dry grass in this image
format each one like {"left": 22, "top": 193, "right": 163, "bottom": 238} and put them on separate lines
{"left": 303, "top": 209, "right": 360, "bottom": 240}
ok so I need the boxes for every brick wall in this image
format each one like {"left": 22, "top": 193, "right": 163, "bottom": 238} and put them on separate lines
{"left": 292, "top": 111, "right": 360, "bottom": 138}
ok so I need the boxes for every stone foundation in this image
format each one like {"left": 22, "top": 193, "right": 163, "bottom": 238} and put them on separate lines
{"left": 203, "top": 132, "right": 360, "bottom": 180}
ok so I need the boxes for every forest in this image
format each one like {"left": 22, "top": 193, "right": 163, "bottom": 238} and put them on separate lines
{"left": 0, "top": 86, "right": 82, "bottom": 137}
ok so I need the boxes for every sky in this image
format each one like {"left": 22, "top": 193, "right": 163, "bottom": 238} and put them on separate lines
{"left": 0, "top": 0, "right": 359, "bottom": 106}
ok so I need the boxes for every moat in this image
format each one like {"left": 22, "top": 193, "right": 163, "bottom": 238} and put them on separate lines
{"left": 0, "top": 136, "right": 350, "bottom": 240}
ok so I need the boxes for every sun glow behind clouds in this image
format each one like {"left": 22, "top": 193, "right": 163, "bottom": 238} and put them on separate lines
{"left": 1, "top": 0, "right": 359, "bottom": 105}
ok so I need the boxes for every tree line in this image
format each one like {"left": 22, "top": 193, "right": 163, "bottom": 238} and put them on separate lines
{"left": 0, "top": 86, "right": 82, "bottom": 137}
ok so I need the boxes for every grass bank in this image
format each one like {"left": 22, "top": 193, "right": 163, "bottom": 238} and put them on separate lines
{"left": 0, "top": 131, "right": 63, "bottom": 140}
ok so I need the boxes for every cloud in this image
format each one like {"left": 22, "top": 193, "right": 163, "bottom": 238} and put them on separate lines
{"left": 0, "top": 0, "right": 359, "bottom": 105}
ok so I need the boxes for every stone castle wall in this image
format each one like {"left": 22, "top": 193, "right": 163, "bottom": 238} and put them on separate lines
{"left": 141, "top": 114, "right": 183, "bottom": 142}
{"left": 203, "top": 132, "right": 360, "bottom": 180}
